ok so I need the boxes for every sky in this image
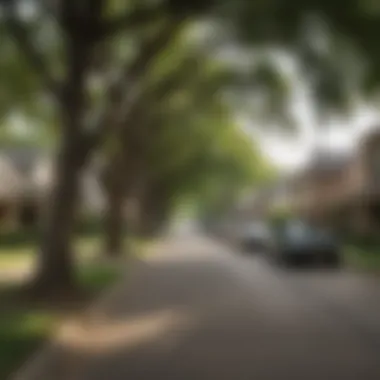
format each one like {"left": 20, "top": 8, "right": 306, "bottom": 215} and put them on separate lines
{"left": 237, "top": 51, "right": 380, "bottom": 174}
{"left": 256, "top": 106, "right": 380, "bottom": 173}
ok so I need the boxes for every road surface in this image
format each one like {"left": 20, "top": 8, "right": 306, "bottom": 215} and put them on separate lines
{"left": 17, "top": 235, "right": 380, "bottom": 380}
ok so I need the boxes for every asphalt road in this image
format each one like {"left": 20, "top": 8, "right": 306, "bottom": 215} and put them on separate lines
{"left": 18, "top": 235, "right": 380, "bottom": 380}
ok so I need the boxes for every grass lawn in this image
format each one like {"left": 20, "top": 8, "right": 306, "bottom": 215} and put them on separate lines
{"left": 345, "top": 244, "right": 380, "bottom": 272}
{"left": 0, "top": 246, "right": 34, "bottom": 271}
{"left": 0, "top": 234, "right": 124, "bottom": 379}
{"left": 0, "top": 235, "right": 102, "bottom": 271}
{"left": 0, "top": 308, "right": 57, "bottom": 380}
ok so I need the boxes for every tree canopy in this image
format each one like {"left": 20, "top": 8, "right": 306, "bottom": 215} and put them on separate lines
{"left": 2, "top": 0, "right": 380, "bottom": 293}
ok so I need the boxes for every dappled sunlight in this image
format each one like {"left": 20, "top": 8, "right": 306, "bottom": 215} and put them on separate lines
{"left": 0, "top": 259, "right": 35, "bottom": 286}
{"left": 4, "top": 0, "right": 380, "bottom": 378}
{"left": 147, "top": 235, "right": 229, "bottom": 264}
{"left": 56, "top": 308, "right": 197, "bottom": 354}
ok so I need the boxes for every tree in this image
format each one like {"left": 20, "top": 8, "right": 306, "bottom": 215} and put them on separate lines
{"left": 99, "top": 19, "right": 297, "bottom": 251}
{"left": 99, "top": 29, "right": 226, "bottom": 252}
{"left": 3, "top": 0, "right": 380, "bottom": 294}
{"left": 0, "top": 0, "right": 223, "bottom": 288}
{"left": 0, "top": 0, "right": 196, "bottom": 293}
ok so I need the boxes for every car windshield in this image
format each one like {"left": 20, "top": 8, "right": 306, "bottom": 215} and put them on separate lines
{"left": 284, "top": 222, "right": 329, "bottom": 241}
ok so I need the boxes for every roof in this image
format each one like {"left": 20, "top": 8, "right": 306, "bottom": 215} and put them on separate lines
{"left": 303, "top": 149, "right": 352, "bottom": 178}
{"left": 0, "top": 147, "right": 45, "bottom": 176}
{"left": 0, "top": 147, "right": 50, "bottom": 201}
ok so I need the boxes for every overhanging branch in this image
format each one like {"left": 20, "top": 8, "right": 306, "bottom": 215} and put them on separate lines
{"left": 4, "top": 7, "right": 60, "bottom": 98}
{"left": 86, "top": 18, "right": 185, "bottom": 151}
{"left": 101, "top": 5, "right": 163, "bottom": 38}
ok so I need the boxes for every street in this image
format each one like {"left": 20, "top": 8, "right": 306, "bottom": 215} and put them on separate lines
{"left": 18, "top": 235, "right": 380, "bottom": 380}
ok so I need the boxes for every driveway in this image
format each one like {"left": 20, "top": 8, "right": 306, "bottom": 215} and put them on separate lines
{"left": 15, "top": 234, "right": 380, "bottom": 380}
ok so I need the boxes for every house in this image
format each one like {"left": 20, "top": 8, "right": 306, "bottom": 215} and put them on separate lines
{"left": 342, "top": 129, "right": 380, "bottom": 234}
{"left": 0, "top": 147, "right": 105, "bottom": 231}
{"left": 293, "top": 149, "right": 352, "bottom": 225}
{"left": 285, "top": 127, "right": 380, "bottom": 235}
{"left": 211, "top": 126, "right": 380, "bottom": 237}
{"left": 0, "top": 147, "right": 50, "bottom": 230}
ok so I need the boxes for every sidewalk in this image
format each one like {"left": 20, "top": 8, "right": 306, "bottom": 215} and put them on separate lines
{"left": 11, "top": 236, "right": 229, "bottom": 380}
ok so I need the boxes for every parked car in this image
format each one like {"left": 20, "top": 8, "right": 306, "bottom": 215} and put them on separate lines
{"left": 268, "top": 221, "right": 342, "bottom": 268}
{"left": 238, "top": 222, "right": 271, "bottom": 253}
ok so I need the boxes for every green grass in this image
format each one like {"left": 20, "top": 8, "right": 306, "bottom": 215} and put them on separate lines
{"left": 78, "top": 262, "right": 120, "bottom": 294}
{"left": 0, "top": 235, "right": 102, "bottom": 273}
{"left": 0, "top": 229, "right": 39, "bottom": 249}
{"left": 0, "top": 310, "right": 57, "bottom": 379}
{"left": 0, "top": 233, "right": 146, "bottom": 273}
{"left": 345, "top": 244, "right": 380, "bottom": 272}
{"left": 0, "top": 246, "right": 33, "bottom": 270}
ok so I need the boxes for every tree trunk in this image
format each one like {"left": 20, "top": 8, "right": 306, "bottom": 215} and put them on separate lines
{"left": 102, "top": 150, "right": 131, "bottom": 257}
{"left": 104, "top": 181, "right": 125, "bottom": 257}
{"left": 32, "top": 135, "right": 85, "bottom": 294}
{"left": 137, "top": 184, "right": 172, "bottom": 237}
{"left": 25, "top": 2, "right": 106, "bottom": 296}
{"left": 103, "top": 152, "right": 147, "bottom": 257}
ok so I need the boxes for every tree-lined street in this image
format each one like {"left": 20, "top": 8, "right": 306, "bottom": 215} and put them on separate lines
{"left": 3, "top": 1, "right": 380, "bottom": 378}
{"left": 16, "top": 234, "right": 380, "bottom": 380}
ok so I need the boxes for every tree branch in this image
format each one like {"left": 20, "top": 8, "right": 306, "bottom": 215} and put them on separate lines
{"left": 36, "top": 0, "right": 59, "bottom": 18}
{"left": 86, "top": 18, "right": 185, "bottom": 151}
{"left": 4, "top": 7, "right": 60, "bottom": 98}
{"left": 101, "top": 5, "right": 163, "bottom": 38}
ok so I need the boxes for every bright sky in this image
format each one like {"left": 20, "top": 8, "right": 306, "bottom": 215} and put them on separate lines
{"left": 255, "top": 106, "right": 380, "bottom": 173}
{"left": 237, "top": 51, "right": 380, "bottom": 174}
